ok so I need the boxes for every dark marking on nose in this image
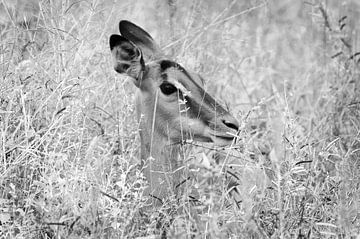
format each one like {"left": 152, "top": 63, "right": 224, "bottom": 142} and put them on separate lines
{"left": 222, "top": 119, "right": 239, "bottom": 131}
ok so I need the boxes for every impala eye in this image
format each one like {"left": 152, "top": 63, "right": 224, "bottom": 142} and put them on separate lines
{"left": 160, "top": 82, "right": 177, "bottom": 95}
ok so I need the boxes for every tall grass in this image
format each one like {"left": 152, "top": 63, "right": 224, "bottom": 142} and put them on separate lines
{"left": 0, "top": 0, "right": 359, "bottom": 238}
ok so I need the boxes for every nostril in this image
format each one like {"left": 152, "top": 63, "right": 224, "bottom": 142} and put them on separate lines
{"left": 222, "top": 119, "right": 239, "bottom": 131}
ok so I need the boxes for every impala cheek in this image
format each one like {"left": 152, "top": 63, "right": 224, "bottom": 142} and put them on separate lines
{"left": 186, "top": 119, "right": 214, "bottom": 142}
{"left": 171, "top": 118, "right": 203, "bottom": 139}
{"left": 188, "top": 120, "right": 205, "bottom": 134}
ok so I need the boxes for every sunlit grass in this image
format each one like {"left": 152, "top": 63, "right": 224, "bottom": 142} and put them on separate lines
{"left": 0, "top": 0, "right": 359, "bottom": 238}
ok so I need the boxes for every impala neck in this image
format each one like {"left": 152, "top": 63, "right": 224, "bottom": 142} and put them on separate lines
{"left": 138, "top": 110, "right": 185, "bottom": 205}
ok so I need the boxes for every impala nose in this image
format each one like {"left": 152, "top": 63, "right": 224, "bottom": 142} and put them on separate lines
{"left": 221, "top": 115, "right": 239, "bottom": 132}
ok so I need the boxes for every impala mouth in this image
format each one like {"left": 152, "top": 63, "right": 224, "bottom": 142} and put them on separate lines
{"left": 210, "top": 133, "right": 237, "bottom": 146}
{"left": 215, "top": 135, "right": 234, "bottom": 140}
{"left": 192, "top": 135, "right": 213, "bottom": 143}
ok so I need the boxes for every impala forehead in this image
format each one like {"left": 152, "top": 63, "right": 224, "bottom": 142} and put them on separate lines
{"left": 158, "top": 60, "right": 203, "bottom": 92}
{"left": 173, "top": 80, "right": 191, "bottom": 96}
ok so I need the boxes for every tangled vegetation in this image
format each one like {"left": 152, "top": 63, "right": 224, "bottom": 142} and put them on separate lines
{"left": 0, "top": 0, "right": 359, "bottom": 238}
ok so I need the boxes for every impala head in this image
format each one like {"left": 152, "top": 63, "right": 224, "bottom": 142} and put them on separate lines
{"left": 110, "top": 20, "right": 239, "bottom": 146}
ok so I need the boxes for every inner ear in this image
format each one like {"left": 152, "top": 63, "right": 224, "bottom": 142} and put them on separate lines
{"left": 110, "top": 34, "right": 141, "bottom": 59}
{"left": 119, "top": 20, "right": 162, "bottom": 60}
{"left": 109, "top": 34, "right": 144, "bottom": 86}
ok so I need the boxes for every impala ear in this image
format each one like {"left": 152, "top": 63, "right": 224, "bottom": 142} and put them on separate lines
{"left": 119, "top": 20, "right": 162, "bottom": 60}
{"left": 109, "top": 34, "right": 145, "bottom": 87}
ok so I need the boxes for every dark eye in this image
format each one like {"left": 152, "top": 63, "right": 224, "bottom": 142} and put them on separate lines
{"left": 160, "top": 82, "right": 177, "bottom": 95}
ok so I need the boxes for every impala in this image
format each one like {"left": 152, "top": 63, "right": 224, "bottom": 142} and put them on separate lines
{"left": 109, "top": 20, "right": 239, "bottom": 205}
